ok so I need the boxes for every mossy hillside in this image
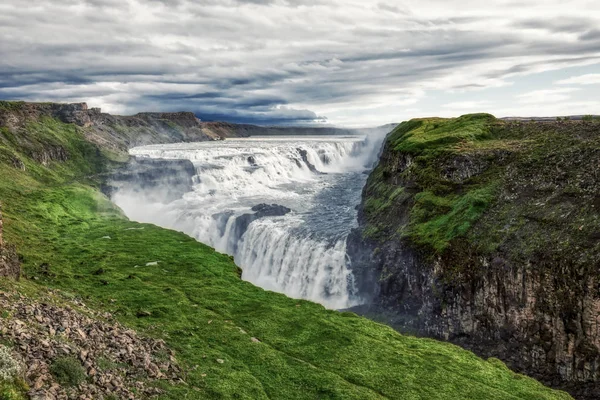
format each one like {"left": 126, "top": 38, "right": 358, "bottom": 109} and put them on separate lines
{"left": 0, "top": 116, "right": 109, "bottom": 183}
{"left": 362, "top": 114, "right": 501, "bottom": 251}
{"left": 364, "top": 114, "right": 600, "bottom": 253}
{"left": 361, "top": 113, "right": 599, "bottom": 272}
{"left": 387, "top": 114, "right": 495, "bottom": 154}
{"left": 0, "top": 101, "right": 26, "bottom": 112}
{"left": 0, "top": 116, "right": 572, "bottom": 399}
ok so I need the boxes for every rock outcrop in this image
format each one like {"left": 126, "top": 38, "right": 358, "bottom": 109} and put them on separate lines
{"left": 0, "top": 102, "right": 94, "bottom": 129}
{"left": 349, "top": 116, "right": 600, "bottom": 399}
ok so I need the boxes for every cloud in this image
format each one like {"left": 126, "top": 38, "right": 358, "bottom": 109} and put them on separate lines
{"left": 516, "top": 88, "right": 580, "bottom": 104}
{"left": 514, "top": 17, "right": 596, "bottom": 34}
{"left": 443, "top": 101, "right": 492, "bottom": 110}
{"left": 556, "top": 73, "right": 600, "bottom": 85}
{"left": 580, "top": 30, "right": 600, "bottom": 41}
{"left": 0, "top": 0, "right": 600, "bottom": 125}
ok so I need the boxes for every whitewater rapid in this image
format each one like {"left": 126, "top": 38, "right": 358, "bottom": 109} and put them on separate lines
{"left": 112, "top": 135, "right": 380, "bottom": 309}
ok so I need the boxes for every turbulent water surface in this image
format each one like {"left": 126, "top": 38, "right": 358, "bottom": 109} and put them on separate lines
{"left": 113, "top": 135, "right": 381, "bottom": 309}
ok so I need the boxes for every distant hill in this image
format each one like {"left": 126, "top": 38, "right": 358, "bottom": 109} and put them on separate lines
{"left": 0, "top": 101, "right": 393, "bottom": 155}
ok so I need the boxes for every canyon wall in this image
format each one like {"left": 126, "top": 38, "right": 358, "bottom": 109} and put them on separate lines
{"left": 348, "top": 115, "right": 600, "bottom": 399}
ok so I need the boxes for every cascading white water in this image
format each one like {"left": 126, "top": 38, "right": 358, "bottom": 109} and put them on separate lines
{"left": 113, "top": 136, "right": 380, "bottom": 309}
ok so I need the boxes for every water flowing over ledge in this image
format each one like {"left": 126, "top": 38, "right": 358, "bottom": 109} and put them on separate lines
{"left": 112, "top": 136, "right": 381, "bottom": 309}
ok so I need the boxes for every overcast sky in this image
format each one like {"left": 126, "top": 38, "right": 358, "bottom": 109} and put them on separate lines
{"left": 1, "top": 0, "right": 599, "bottom": 126}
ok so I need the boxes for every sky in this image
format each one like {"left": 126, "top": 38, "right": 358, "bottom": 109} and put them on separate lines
{"left": 1, "top": 0, "right": 599, "bottom": 127}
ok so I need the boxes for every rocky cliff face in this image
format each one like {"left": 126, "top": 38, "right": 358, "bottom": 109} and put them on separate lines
{"left": 348, "top": 115, "right": 600, "bottom": 399}
{"left": 0, "top": 102, "right": 94, "bottom": 129}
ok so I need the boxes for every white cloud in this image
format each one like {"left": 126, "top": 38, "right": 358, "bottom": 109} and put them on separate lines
{"left": 516, "top": 88, "right": 580, "bottom": 104}
{"left": 442, "top": 101, "right": 492, "bottom": 110}
{"left": 556, "top": 73, "right": 600, "bottom": 85}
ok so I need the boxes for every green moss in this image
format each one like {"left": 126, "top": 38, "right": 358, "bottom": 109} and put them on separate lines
{"left": 389, "top": 113, "right": 495, "bottom": 154}
{"left": 408, "top": 186, "right": 497, "bottom": 252}
{"left": 0, "top": 114, "right": 572, "bottom": 399}
{"left": 363, "top": 114, "right": 500, "bottom": 252}
{"left": 0, "top": 102, "right": 25, "bottom": 112}
{"left": 0, "top": 379, "right": 28, "bottom": 400}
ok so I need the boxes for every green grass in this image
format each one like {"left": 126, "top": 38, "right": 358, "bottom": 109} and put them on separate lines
{"left": 50, "top": 357, "right": 87, "bottom": 387}
{"left": 0, "top": 116, "right": 572, "bottom": 399}
{"left": 0, "top": 101, "right": 25, "bottom": 112}
{"left": 363, "top": 114, "right": 501, "bottom": 251}
{"left": 0, "top": 380, "right": 28, "bottom": 400}
{"left": 407, "top": 186, "right": 496, "bottom": 252}
{"left": 388, "top": 114, "right": 495, "bottom": 154}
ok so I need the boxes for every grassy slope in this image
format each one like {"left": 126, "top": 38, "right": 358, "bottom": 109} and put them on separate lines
{"left": 362, "top": 114, "right": 498, "bottom": 250}
{"left": 0, "top": 114, "right": 571, "bottom": 399}
{"left": 362, "top": 114, "right": 599, "bottom": 258}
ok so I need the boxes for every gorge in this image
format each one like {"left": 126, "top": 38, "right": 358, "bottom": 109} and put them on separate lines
{"left": 106, "top": 111, "right": 600, "bottom": 399}
{"left": 0, "top": 100, "right": 591, "bottom": 399}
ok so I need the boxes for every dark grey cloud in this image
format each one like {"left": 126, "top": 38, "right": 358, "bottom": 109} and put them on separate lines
{"left": 1, "top": 0, "right": 599, "bottom": 125}
{"left": 515, "top": 17, "right": 595, "bottom": 34}
{"left": 580, "top": 30, "right": 600, "bottom": 41}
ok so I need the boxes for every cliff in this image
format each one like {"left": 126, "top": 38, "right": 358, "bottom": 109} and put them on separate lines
{"left": 348, "top": 114, "right": 600, "bottom": 399}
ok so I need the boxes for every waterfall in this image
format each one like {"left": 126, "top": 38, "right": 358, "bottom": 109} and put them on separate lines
{"left": 113, "top": 136, "right": 379, "bottom": 309}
